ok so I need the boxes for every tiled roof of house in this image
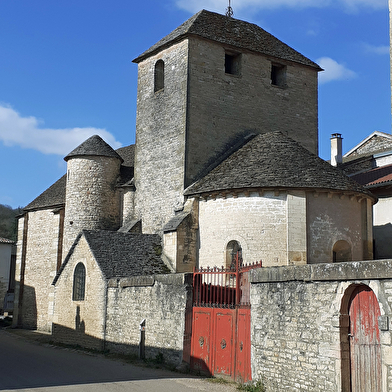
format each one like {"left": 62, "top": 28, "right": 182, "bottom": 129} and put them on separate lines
{"left": 184, "top": 132, "right": 372, "bottom": 197}
{"left": 133, "top": 10, "right": 321, "bottom": 70}
{"left": 351, "top": 164, "right": 392, "bottom": 187}
{"left": 64, "top": 135, "right": 123, "bottom": 162}
{"left": 343, "top": 131, "right": 392, "bottom": 163}
{"left": 23, "top": 144, "right": 135, "bottom": 211}
{"left": 53, "top": 230, "right": 168, "bottom": 284}
{"left": 0, "top": 237, "right": 14, "bottom": 244}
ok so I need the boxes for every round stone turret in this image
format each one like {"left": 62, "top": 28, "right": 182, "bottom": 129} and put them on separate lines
{"left": 63, "top": 135, "right": 123, "bottom": 253}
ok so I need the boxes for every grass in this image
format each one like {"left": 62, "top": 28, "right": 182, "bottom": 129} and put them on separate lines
{"left": 237, "top": 380, "right": 266, "bottom": 392}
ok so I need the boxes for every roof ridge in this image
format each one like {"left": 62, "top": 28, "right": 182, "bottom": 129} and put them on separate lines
{"left": 133, "top": 9, "right": 321, "bottom": 69}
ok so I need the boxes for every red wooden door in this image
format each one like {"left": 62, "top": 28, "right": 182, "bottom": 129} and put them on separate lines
{"left": 214, "top": 310, "right": 234, "bottom": 376}
{"left": 191, "top": 309, "right": 212, "bottom": 374}
{"left": 236, "top": 308, "right": 251, "bottom": 383}
{"left": 349, "top": 286, "right": 382, "bottom": 392}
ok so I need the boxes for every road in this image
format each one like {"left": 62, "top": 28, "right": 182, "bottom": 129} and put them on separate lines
{"left": 0, "top": 329, "right": 237, "bottom": 392}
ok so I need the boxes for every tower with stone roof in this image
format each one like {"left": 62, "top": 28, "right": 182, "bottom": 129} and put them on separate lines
{"left": 132, "top": 10, "right": 322, "bottom": 235}
{"left": 63, "top": 135, "right": 123, "bottom": 253}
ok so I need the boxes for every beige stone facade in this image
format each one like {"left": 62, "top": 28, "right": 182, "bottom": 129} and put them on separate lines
{"left": 12, "top": 10, "right": 388, "bottom": 390}
{"left": 197, "top": 189, "right": 373, "bottom": 269}
{"left": 52, "top": 235, "right": 107, "bottom": 350}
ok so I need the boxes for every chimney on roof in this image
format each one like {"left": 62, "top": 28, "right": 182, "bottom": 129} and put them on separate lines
{"left": 330, "top": 133, "right": 343, "bottom": 167}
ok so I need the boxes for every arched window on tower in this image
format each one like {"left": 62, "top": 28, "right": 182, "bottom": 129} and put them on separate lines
{"left": 73, "top": 262, "right": 86, "bottom": 301}
{"left": 333, "top": 240, "right": 352, "bottom": 263}
{"left": 226, "top": 240, "right": 242, "bottom": 269}
{"left": 154, "top": 60, "right": 164, "bottom": 92}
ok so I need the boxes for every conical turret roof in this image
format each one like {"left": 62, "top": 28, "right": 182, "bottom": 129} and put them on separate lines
{"left": 64, "top": 135, "right": 123, "bottom": 162}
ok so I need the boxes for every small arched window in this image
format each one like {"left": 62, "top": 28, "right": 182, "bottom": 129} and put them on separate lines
{"left": 333, "top": 240, "right": 352, "bottom": 263}
{"left": 154, "top": 60, "right": 164, "bottom": 92}
{"left": 226, "top": 240, "right": 242, "bottom": 269}
{"left": 73, "top": 263, "right": 86, "bottom": 301}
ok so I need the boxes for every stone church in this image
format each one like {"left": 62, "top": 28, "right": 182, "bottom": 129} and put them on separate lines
{"left": 12, "top": 10, "right": 392, "bottom": 392}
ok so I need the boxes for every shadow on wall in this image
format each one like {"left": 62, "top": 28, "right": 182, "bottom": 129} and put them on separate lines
{"left": 52, "top": 322, "right": 186, "bottom": 366}
{"left": 374, "top": 223, "right": 392, "bottom": 259}
{"left": 16, "top": 284, "right": 37, "bottom": 330}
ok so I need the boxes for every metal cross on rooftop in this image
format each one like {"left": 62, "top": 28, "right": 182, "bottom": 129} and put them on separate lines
{"left": 226, "top": 0, "right": 233, "bottom": 17}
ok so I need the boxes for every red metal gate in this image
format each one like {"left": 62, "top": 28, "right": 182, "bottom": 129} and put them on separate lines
{"left": 349, "top": 285, "right": 382, "bottom": 392}
{"left": 190, "top": 254, "right": 261, "bottom": 382}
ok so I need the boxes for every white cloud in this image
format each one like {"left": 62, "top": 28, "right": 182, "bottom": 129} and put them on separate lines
{"left": 362, "top": 43, "right": 390, "bottom": 55}
{"left": 175, "top": 0, "right": 386, "bottom": 14}
{"left": 0, "top": 104, "right": 122, "bottom": 155}
{"left": 317, "top": 57, "right": 357, "bottom": 84}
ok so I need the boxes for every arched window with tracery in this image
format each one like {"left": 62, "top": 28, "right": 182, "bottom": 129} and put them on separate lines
{"left": 154, "top": 60, "right": 164, "bottom": 92}
{"left": 333, "top": 240, "right": 352, "bottom": 263}
{"left": 72, "top": 262, "right": 86, "bottom": 301}
{"left": 226, "top": 240, "right": 242, "bottom": 269}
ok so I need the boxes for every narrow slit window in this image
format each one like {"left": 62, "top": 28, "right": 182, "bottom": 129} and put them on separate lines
{"left": 271, "top": 64, "right": 287, "bottom": 87}
{"left": 72, "top": 262, "right": 86, "bottom": 301}
{"left": 154, "top": 60, "right": 164, "bottom": 92}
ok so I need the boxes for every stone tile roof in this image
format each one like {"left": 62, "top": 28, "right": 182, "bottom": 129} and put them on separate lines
{"left": 0, "top": 237, "right": 14, "bottom": 244}
{"left": 53, "top": 230, "right": 169, "bottom": 284}
{"left": 163, "top": 210, "right": 191, "bottom": 233}
{"left": 116, "top": 144, "right": 135, "bottom": 167}
{"left": 117, "top": 145, "right": 135, "bottom": 186}
{"left": 351, "top": 164, "right": 392, "bottom": 187}
{"left": 133, "top": 10, "right": 321, "bottom": 70}
{"left": 24, "top": 175, "right": 67, "bottom": 211}
{"left": 64, "top": 135, "right": 123, "bottom": 163}
{"left": 184, "top": 132, "right": 372, "bottom": 197}
{"left": 23, "top": 144, "right": 135, "bottom": 211}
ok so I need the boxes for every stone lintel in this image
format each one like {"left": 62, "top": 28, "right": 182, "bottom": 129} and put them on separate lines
{"left": 250, "top": 259, "right": 392, "bottom": 283}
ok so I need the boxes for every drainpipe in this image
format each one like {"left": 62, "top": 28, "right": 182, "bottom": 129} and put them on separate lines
{"left": 330, "top": 133, "right": 343, "bottom": 167}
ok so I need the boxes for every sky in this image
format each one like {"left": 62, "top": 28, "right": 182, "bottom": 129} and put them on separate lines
{"left": 0, "top": 0, "right": 390, "bottom": 208}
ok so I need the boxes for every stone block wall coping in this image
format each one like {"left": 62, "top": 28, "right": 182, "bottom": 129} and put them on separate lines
{"left": 108, "top": 272, "right": 192, "bottom": 288}
{"left": 250, "top": 259, "right": 392, "bottom": 283}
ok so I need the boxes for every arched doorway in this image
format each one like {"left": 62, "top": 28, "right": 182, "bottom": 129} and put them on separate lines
{"left": 333, "top": 240, "right": 352, "bottom": 263}
{"left": 225, "top": 240, "right": 242, "bottom": 269}
{"left": 341, "top": 285, "right": 382, "bottom": 391}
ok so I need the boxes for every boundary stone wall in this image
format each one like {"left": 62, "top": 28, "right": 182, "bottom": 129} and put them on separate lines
{"left": 105, "top": 273, "right": 192, "bottom": 365}
{"left": 250, "top": 260, "right": 392, "bottom": 391}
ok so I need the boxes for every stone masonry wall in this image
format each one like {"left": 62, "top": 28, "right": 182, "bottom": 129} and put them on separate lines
{"left": 307, "top": 192, "right": 370, "bottom": 263}
{"left": 105, "top": 273, "right": 191, "bottom": 365}
{"left": 53, "top": 235, "right": 107, "bottom": 350}
{"left": 198, "top": 191, "right": 288, "bottom": 268}
{"left": 250, "top": 260, "right": 392, "bottom": 392}
{"left": 15, "top": 210, "right": 60, "bottom": 331}
{"left": 134, "top": 40, "right": 188, "bottom": 234}
{"left": 185, "top": 38, "right": 319, "bottom": 185}
{"left": 63, "top": 156, "right": 121, "bottom": 254}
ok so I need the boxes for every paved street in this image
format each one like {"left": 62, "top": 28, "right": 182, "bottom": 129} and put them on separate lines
{"left": 0, "top": 330, "right": 237, "bottom": 392}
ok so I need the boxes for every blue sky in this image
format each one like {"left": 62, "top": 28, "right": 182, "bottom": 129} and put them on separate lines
{"left": 0, "top": 0, "right": 390, "bottom": 208}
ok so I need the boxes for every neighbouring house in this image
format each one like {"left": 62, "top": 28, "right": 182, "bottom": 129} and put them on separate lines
{"left": 0, "top": 237, "right": 16, "bottom": 314}
{"left": 12, "top": 9, "right": 392, "bottom": 392}
{"left": 331, "top": 131, "right": 392, "bottom": 259}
